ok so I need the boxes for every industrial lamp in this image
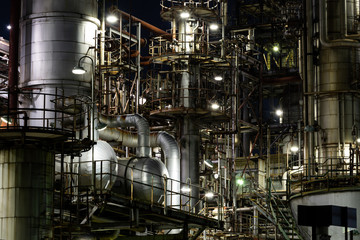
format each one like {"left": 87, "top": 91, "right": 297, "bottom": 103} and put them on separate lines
{"left": 96, "top": 122, "right": 107, "bottom": 131}
{"left": 214, "top": 75, "right": 223, "bottom": 81}
{"left": 290, "top": 145, "right": 299, "bottom": 153}
{"left": 236, "top": 178, "right": 244, "bottom": 186}
{"left": 205, "top": 192, "right": 214, "bottom": 198}
{"left": 181, "top": 186, "right": 191, "bottom": 192}
{"left": 209, "top": 23, "right": 219, "bottom": 31}
{"left": 275, "top": 109, "right": 283, "bottom": 116}
{"left": 72, "top": 65, "right": 87, "bottom": 75}
{"left": 211, "top": 102, "right": 220, "bottom": 110}
{"left": 180, "top": 11, "right": 190, "bottom": 19}
{"left": 106, "top": 14, "right": 118, "bottom": 23}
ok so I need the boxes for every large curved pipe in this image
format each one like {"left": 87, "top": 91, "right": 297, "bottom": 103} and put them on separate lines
{"left": 99, "top": 114, "right": 151, "bottom": 157}
{"left": 99, "top": 128, "right": 181, "bottom": 206}
{"left": 156, "top": 131, "right": 180, "bottom": 188}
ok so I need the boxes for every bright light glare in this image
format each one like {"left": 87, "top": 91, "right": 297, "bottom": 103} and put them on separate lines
{"left": 290, "top": 145, "right": 299, "bottom": 153}
{"left": 211, "top": 102, "right": 220, "bottom": 110}
{"left": 7, "top": 25, "right": 11, "bottom": 30}
{"left": 72, "top": 66, "right": 86, "bottom": 75}
{"left": 357, "top": 138, "right": 360, "bottom": 143}
{"left": 275, "top": 109, "right": 283, "bottom": 116}
{"left": 236, "top": 178, "right": 244, "bottom": 186}
{"left": 273, "top": 46, "right": 279, "bottom": 52}
{"left": 181, "top": 186, "right": 191, "bottom": 193}
{"left": 139, "top": 97, "right": 147, "bottom": 105}
{"left": 214, "top": 173, "right": 219, "bottom": 179}
{"left": 204, "top": 160, "right": 213, "bottom": 168}
{"left": 205, "top": 192, "right": 214, "bottom": 198}
{"left": 180, "top": 12, "right": 190, "bottom": 19}
{"left": 1, "top": 116, "right": 11, "bottom": 124}
{"left": 106, "top": 15, "right": 118, "bottom": 23}
{"left": 209, "top": 24, "right": 219, "bottom": 30}
{"left": 214, "top": 76, "right": 223, "bottom": 81}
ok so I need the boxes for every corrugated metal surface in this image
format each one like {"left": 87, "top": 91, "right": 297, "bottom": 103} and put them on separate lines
{"left": 0, "top": 147, "right": 54, "bottom": 240}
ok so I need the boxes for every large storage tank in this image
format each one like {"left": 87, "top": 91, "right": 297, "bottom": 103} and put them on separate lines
{"left": 78, "top": 140, "right": 118, "bottom": 190}
{"left": 19, "top": 0, "right": 99, "bottom": 128}
{"left": 115, "top": 157, "right": 169, "bottom": 203}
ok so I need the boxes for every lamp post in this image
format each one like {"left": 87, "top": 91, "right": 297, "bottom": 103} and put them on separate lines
{"left": 72, "top": 55, "right": 96, "bottom": 193}
{"left": 72, "top": 55, "right": 95, "bottom": 140}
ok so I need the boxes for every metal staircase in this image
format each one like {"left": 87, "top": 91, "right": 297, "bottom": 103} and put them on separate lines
{"left": 245, "top": 180, "right": 304, "bottom": 240}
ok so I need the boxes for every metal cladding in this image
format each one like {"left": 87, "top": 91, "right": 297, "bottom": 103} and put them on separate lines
{"left": 78, "top": 140, "right": 118, "bottom": 190}
{"left": 180, "top": 116, "right": 200, "bottom": 209}
{"left": 0, "top": 147, "right": 54, "bottom": 240}
{"left": 99, "top": 127, "right": 139, "bottom": 147}
{"left": 99, "top": 114, "right": 151, "bottom": 157}
{"left": 99, "top": 128, "right": 181, "bottom": 207}
{"left": 316, "top": 0, "right": 360, "bottom": 162}
{"left": 19, "top": 0, "right": 99, "bottom": 127}
{"left": 116, "top": 157, "right": 169, "bottom": 203}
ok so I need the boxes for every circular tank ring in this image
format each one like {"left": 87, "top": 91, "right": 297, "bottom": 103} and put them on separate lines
{"left": 21, "top": 12, "right": 100, "bottom": 27}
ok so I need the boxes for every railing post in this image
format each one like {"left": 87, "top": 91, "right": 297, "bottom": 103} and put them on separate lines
{"left": 163, "top": 176, "right": 167, "bottom": 214}
{"left": 131, "top": 169, "right": 134, "bottom": 201}
{"left": 151, "top": 175, "right": 154, "bottom": 206}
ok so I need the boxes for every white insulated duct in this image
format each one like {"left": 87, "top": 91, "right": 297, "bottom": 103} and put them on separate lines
{"left": 99, "top": 114, "right": 151, "bottom": 157}
{"left": 99, "top": 128, "right": 181, "bottom": 207}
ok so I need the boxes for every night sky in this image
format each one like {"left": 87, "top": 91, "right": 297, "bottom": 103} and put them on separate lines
{"left": 0, "top": 1, "right": 167, "bottom": 41}
{"left": 0, "top": 1, "right": 10, "bottom": 40}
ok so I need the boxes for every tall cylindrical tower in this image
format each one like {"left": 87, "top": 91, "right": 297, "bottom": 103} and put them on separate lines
{"left": 0, "top": 1, "right": 99, "bottom": 239}
{"left": 291, "top": 0, "right": 360, "bottom": 239}
{"left": 19, "top": 0, "right": 99, "bottom": 127}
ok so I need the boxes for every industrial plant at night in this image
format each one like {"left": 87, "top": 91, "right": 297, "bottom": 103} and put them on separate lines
{"left": 0, "top": 0, "right": 359, "bottom": 239}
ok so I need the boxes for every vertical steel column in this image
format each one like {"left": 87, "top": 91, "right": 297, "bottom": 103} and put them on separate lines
{"left": 0, "top": 147, "right": 54, "bottom": 239}
{"left": 8, "top": 0, "right": 20, "bottom": 111}
{"left": 180, "top": 115, "right": 200, "bottom": 210}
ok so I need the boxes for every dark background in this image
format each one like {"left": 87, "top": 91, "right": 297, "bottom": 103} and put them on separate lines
{"left": 0, "top": 1, "right": 10, "bottom": 39}
{"left": 0, "top": 1, "right": 167, "bottom": 41}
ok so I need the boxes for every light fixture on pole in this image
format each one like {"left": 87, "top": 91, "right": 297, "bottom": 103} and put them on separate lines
{"left": 180, "top": 11, "right": 190, "bottom": 19}
{"left": 275, "top": 108, "right": 283, "bottom": 124}
{"left": 214, "top": 75, "right": 223, "bottom": 81}
{"left": 72, "top": 65, "right": 87, "bottom": 75}
{"left": 211, "top": 102, "right": 220, "bottom": 110}
{"left": 106, "top": 14, "right": 118, "bottom": 23}
{"left": 205, "top": 192, "right": 214, "bottom": 198}
{"left": 290, "top": 141, "right": 299, "bottom": 153}
{"left": 209, "top": 23, "right": 219, "bottom": 31}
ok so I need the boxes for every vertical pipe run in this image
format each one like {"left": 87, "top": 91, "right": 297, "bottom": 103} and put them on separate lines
{"left": 8, "top": 0, "right": 21, "bottom": 110}
{"left": 180, "top": 116, "right": 200, "bottom": 210}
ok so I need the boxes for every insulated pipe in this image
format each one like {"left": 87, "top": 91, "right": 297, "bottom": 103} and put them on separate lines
{"left": 156, "top": 131, "right": 181, "bottom": 208}
{"left": 99, "top": 114, "right": 151, "bottom": 157}
{"left": 99, "top": 129, "right": 180, "bottom": 185}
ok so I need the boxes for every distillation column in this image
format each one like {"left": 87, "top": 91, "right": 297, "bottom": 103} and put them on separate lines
{"left": 316, "top": 0, "right": 360, "bottom": 170}
{"left": 0, "top": 1, "right": 99, "bottom": 239}
{"left": 291, "top": 0, "right": 360, "bottom": 239}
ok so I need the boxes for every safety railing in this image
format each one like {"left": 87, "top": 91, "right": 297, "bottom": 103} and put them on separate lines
{"left": 56, "top": 158, "right": 221, "bottom": 220}
{"left": 160, "top": 0, "right": 219, "bottom": 10}
{"left": 0, "top": 90, "right": 91, "bottom": 136}
{"left": 149, "top": 32, "right": 222, "bottom": 57}
{"left": 288, "top": 155, "right": 360, "bottom": 197}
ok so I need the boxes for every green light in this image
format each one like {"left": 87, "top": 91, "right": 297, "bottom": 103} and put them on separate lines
{"left": 236, "top": 178, "right": 244, "bottom": 186}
